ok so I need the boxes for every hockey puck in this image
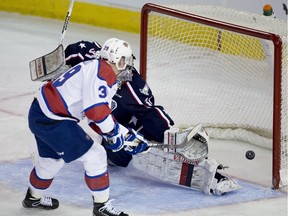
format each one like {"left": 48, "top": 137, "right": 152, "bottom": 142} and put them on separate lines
{"left": 245, "top": 150, "right": 255, "bottom": 160}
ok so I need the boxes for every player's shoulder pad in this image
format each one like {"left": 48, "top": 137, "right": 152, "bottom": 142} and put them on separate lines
{"left": 98, "top": 59, "right": 117, "bottom": 87}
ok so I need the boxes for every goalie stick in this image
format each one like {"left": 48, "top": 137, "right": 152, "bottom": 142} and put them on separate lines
{"left": 59, "top": 0, "right": 75, "bottom": 45}
{"left": 29, "top": 0, "right": 75, "bottom": 81}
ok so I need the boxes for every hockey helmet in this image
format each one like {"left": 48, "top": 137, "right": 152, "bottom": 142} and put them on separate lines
{"left": 100, "top": 38, "right": 134, "bottom": 71}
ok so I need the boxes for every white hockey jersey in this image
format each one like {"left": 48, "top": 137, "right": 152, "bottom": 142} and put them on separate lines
{"left": 37, "top": 59, "right": 118, "bottom": 134}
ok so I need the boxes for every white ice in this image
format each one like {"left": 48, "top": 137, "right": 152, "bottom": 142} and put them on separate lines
{"left": 0, "top": 11, "right": 287, "bottom": 216}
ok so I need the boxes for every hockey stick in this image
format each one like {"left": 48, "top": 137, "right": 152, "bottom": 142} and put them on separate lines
{"left": 59, "top": 0, "right": 75, "bottom": 45}
{"left": 29, "top": 0, "right": 75, "bottom": 81}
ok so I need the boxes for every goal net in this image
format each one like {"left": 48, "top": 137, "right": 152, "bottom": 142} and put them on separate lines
{"left": 139, "top": 3, "right": 287, "bottom": 189}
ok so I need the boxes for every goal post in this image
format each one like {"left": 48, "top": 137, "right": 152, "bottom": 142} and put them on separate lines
{"left": 140, "top": 3, "right": 287, "bottom": 189}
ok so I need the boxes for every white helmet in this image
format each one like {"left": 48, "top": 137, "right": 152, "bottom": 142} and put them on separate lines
{"left": 100, "top": 38, "right": 134, "bottom": 71}
{"left": 100, "top": 38, "right": 118, "bottom": 61}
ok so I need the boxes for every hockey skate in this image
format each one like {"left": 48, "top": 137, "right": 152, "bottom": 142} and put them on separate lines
{"left": 196, "top": 159, "right": 242, "bottom": 195}
{"left": 212, "top": 175, "right": 242, "bottom": 195}
{"left": 22, "top": 187, "right": 59, "bottom": 210}
{"left": 210, "top": 169, "right": 242, "bottom": 195}
{"left": 93, "top": 199, "right": 129, "bottom": 216}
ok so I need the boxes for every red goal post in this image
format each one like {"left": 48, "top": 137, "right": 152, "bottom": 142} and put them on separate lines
{"left": 139, "top": 3, "right": 287, "bottom": 189}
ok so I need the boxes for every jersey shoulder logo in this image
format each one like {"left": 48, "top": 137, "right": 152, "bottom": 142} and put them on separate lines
{"left": 139, "top": 84, "right": 150, "bottom": 96}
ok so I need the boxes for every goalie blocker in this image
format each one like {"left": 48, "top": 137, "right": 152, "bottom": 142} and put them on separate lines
{"left": 29, "top": 45, "right": 70, "bottom": 82}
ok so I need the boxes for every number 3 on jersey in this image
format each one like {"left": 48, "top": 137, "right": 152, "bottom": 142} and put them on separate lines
{"left": 98, "top": 86, "right": 107, "bottom": 98}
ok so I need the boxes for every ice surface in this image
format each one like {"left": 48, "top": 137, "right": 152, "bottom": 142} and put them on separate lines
{"left": 0, "top": 11, "right": 287, "bottom": 216}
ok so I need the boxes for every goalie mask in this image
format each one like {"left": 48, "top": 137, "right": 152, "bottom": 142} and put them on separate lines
{"left": 100, "top": 38, "right": 134, "bottom": 84}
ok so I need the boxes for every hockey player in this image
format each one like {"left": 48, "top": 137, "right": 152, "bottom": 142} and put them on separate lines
{"left": 64, "top": 39, "right": 241, "bottom": 196}
{"left": 22, "top": 38, "right": 138, "bottom": 216}
{"left": 65, "top": 39, "right": 174, "bottom": 167}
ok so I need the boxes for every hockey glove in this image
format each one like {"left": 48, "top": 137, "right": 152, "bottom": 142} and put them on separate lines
{"left": 102, "top": 123, "right": 125, "bottom": 152}
{"left": 124, "top": 128, "right": 150, "bottom": 155}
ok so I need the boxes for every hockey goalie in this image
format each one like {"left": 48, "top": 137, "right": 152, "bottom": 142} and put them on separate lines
{"left": 130, "top": 124, "right": 242, "bottom": 196}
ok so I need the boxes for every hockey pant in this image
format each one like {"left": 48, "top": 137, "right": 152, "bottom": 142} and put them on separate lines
{"left": 29, "top": 143, "right": 109, "bottom": 203}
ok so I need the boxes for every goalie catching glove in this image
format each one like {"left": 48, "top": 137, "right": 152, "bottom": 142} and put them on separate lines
{"left": 124, "top": 128, "right": 150, "bottom": 155}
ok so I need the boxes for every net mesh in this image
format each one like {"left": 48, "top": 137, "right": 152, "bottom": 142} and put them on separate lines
{"left": 143, "top": 4, "right": 287, "bottom": 188}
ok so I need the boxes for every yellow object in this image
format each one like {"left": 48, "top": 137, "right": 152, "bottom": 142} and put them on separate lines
{"left": 263, "top": 4, "right": 274, "bottom": 16}
{"left": 0, "top": 0, "right": 140, "bottom": 33}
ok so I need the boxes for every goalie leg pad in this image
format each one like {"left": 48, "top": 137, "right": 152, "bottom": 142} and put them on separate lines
{"left": 132, "top": 149, "right": 241, "bottom": 195}
{"left": 190, "top": 158, "right": 219, "bottom": 194}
